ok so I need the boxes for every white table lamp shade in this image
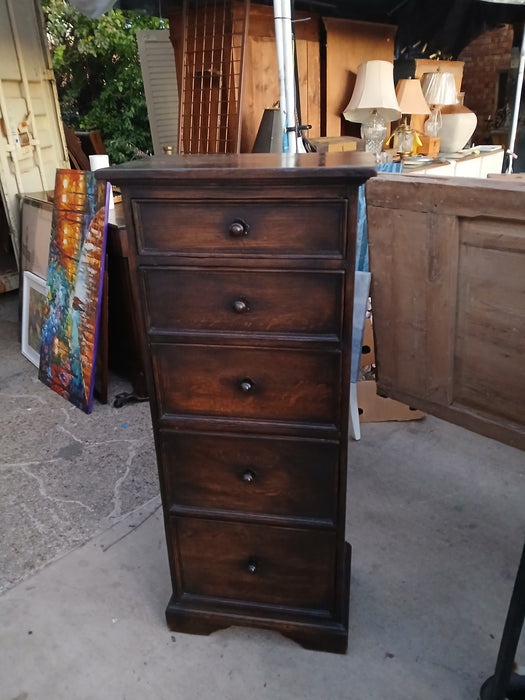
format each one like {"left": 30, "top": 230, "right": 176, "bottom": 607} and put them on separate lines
{"left": 421, "top": 72, "right": 458, "bottom": 107}
{"left": 344, "top": 60, "right": 401, "bottom": 123}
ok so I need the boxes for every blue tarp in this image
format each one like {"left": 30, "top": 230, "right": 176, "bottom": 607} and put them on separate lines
{"left": 356, "top": 161, "right": 402, "bottom": 273}
{"left": 351, "top": 161, "right": 402, "bottom": 383}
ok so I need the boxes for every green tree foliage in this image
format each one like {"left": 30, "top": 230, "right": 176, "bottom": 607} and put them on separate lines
{"left": 42, "top": 0, "right": 167, "bottom": 163}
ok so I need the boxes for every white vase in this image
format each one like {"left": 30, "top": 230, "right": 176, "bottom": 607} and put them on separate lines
{"left": 439, "top": 96, "right": 477, "bottom": 153}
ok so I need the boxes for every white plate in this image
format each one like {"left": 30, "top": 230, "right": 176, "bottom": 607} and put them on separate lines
{"left": 403, "top": 156, "right": 435, "bottom": 166}
{"left": 476, "top": 145, "right": 502, "bottom": 152}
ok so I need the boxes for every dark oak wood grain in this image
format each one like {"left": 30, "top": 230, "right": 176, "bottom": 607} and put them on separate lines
{"left": 141, "top": 268, "right": 344, "bottom": 340}
{"left": 159, "top": 430, "right": 339, "bottom": 523}
{"left": 97, "top": 152, "right": 376, "bottom": 653}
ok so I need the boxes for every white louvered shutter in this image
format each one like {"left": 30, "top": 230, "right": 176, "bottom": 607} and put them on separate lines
{"left": 136, "top": 30, "right": 179, "bottom": 156}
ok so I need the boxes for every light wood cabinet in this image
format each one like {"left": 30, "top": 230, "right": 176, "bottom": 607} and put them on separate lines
{"left": 366, "top": 174, "right": 525, "bottom": 451}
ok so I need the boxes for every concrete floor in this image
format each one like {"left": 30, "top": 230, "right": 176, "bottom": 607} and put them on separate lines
{"left": 1, "top": 288, "right": 524, "bottom": 700}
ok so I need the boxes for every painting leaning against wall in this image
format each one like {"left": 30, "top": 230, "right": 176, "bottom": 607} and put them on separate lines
{"left": 39, "top": 169, "right": 109, "bottom": 414}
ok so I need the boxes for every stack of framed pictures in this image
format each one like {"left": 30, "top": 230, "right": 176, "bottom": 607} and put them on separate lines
{"left": 21, "top": 270, "right": 48, "bottom": 367}
{"left": 20, "top": 193, "right": 53, "bottom": 367}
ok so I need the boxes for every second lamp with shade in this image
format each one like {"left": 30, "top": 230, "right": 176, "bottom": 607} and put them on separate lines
{"left": 421, "top": 70, "right": 478, "bottom": 153}
{"left": 343, "top": 60, "right": 401, "bottom": 162}
{"left": 393, "top": 78, "right": 430, "bottom": 159}
{"left": 420, "top": 70, "right": 458, "bottom": 137}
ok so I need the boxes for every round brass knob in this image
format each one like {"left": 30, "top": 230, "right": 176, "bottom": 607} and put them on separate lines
{"left": 240, "top": 379, "right": 254, "bottom": 393}
{"left": 229, "top": 219, "right": 249, "bottom": 237}
{"left": 242, "top": 470, "right": 256, "bottom": 483}
{"left": 233, "top": 300, "right": 249, "bottom": 314}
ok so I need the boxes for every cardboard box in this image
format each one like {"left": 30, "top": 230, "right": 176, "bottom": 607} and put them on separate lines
{"left": 416, "top": 134, "right": 440, "bottom": 158}
{"left": 357, "top": 379, "right": 425, "bottom": 423}
{"left": 308, "top": 136, "right": 359, "bottom": 153}
{"left": 360, "top": 316, "right": 375, "bottom": 369}
{"left": 357, "top": 315, "right": 424, "bottom": 422}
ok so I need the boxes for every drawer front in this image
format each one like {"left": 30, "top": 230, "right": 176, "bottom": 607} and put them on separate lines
{"left": 142, "top": 268, "right": 344, "bottom": 339}
{"left": 171, "top": 516, "right": 337, "bottom": 611}
{"left": 159, "top": 431, "right": 338, "bottom": 522}
{"left": 153, "top": 344, "right": 341, "bottom": 425}
{"left": 133, "top": 198, "right": 347, "bottom": 257}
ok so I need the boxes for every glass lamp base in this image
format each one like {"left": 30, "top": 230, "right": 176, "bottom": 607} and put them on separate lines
{"left": 362, "top": 111, "right": 387, "bottom": 163}
{"left": 396, "top": 125, "right": 415, "bottom": 159}
{"left": 424, "top": 107, "right": 442, "bottom": 138}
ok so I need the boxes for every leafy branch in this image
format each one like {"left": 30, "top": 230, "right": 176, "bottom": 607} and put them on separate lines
{"left": 42, "top": 0, "right": 168, "bottom": 163}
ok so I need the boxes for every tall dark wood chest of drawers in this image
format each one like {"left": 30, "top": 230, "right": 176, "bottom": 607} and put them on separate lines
{"left": 98, "top": 152, "right": 376, "bottom": 653}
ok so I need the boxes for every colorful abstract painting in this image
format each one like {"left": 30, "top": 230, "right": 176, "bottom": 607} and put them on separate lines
{"left": 39, "top": 169, "right": 109, "bottom": 414}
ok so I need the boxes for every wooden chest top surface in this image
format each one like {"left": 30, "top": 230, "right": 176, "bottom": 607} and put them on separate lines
{"left": 96, "top": 151, "right": 377, "bottom": 184}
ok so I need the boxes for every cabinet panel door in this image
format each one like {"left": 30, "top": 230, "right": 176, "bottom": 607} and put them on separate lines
{"left": 366, "top": 174, "right": 525, "bottom": 450}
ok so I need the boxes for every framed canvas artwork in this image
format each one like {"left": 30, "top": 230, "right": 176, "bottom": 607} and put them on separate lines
{"left": 38, "top": 169, "right": 110, "bottom": 414}
{"left": 21, "top": 271, "right": 48, "bottom": 367}
{"left": 20, "top": 195, "right": 53, "bottom": 279}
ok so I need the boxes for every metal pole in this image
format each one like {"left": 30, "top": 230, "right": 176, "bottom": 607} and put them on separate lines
{"left": 273, "top": 0, "right": 288, "bottom": 152}
{"left": 479, "top": 541, "right": 525, "bottom": 700}
{"left": 507, "top": 22, "right": 525, "bottom": 173}
{"left": 281, "top": 0, "right": 297, "bottom": 154}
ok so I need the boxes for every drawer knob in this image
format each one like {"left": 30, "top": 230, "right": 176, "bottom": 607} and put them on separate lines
{"left": 233, "top": 299, "right": 249, "bottom": 314}
{"left": 247, "top": 560, "right": 258, "bottom": 574}
{"left": 242, "top": 469, "right": 256, "bottom": 483}
{"left": 240, "top": 379, "right": 255, "bottom": 393}
{"left": 229, "top": 219, "right": 250, "bottom": 238}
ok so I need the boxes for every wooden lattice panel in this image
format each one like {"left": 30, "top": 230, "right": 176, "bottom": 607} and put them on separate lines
{"left": 178, "top": 0, "right": 249, "bottom": 154}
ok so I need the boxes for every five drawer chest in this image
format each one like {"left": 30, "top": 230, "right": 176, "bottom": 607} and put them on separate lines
{"left": 98, "top": 152, "right": 376, "bottom": 653}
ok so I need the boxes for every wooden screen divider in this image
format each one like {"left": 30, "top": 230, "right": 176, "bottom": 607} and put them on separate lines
{"left": 177, "top": 0, "right": 250, "bottom": 154}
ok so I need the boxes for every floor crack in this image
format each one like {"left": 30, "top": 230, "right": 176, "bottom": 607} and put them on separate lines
{"left": 19, "top": 464, "right": 95, "bottom": 512}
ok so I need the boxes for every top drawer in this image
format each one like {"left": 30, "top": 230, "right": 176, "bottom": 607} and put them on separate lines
{"left": 132, "top": 198, "right": 348, "bottom": 258}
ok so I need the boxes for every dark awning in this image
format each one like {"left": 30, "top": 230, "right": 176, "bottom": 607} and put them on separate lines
{"left": 291, "top": 0, "right": 525, "bottom": 58}
{"left": 110, "top": 0, "right": 525, "bottom": 59}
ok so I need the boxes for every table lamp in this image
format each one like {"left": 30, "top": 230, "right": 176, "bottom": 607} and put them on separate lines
{"left": 421, "top": 70, "right": 458, "bottom": 137}
{"left": 393, "top": 78, "right": 431, "bottom": 159}
{"left": 343, "top": 60, "right": 401, "bottom": 162}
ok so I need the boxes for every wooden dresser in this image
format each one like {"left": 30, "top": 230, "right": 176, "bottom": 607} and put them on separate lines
{"left": 98, "top": 152, "right": 376, "bottom": 653}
